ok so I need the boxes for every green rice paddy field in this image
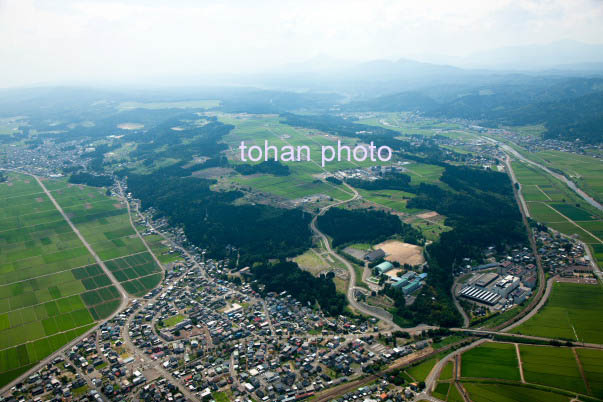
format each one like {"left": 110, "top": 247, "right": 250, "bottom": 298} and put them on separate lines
{"left": 0, "top": 172, "right": 163, "bottom": 388}
{"left": 535, "top": 150, "right": 603, "bottom": 204}
{"left": 461, "top": 342, "right": 520, "bottom": 381}
{"left": 512, "top": 160, "right": 603, "bottom": 266}
{"left": 459, "top": 342, "right": 603, "bottom": 400}
{"left": 45, "top": 178, "right": 163, "bottom": 296}
{"left": 511, "top": 282, "right": 603, "bottom": 344}
{"left": 0, "top": 173, "right": 122, "bottom": 387}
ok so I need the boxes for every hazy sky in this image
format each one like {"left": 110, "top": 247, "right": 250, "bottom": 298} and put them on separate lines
{"left": 2, "top": 0, "right": 603, "bottom": 87}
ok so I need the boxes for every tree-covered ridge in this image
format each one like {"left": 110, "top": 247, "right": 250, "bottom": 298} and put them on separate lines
{"left": 234, "top": 160, "right": 290, "bottom": 176}
{"left": 399, "top": 165, "right": 526, "bottom": 326}
{"left": 68, "top": 172, "right": 113, "bottom": 187}
{"left": 251, "top": 261, "right": 346, "bottom": 316}
{"left": 126, "top": 172, "right": 311, "bottom": 267}
{"left": 346, "top": 172, "right": 412, "bottom": 191}
{"left": 317, "top": 207, "right": 424, "bottom": 248}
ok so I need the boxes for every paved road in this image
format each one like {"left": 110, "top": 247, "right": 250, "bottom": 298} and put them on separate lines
{"left": 422, "top": 339, "right": 488, "bottom": 393}
{"left": 122, "top": 295, "right": 198, "bottom": 401}
{"left": 36, "top": 175, "right": 130, "bottom": 304}
{"left": 451, "top": 278, "right": 470, "bottom": 328}
{"left": 501, "top": 276, "right": 554, "bottom": 333}
{"left": 505, "top": 154, "right": 530, "bottom": 217}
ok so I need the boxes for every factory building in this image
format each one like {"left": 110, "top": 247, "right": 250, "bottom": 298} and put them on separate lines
{"left": 364, "top": 249, "right": 385, "bottom": 262}
{"left": 460, "top": 286, "right": 501, "bottom": 305}
{"left": 402, "top": 279, "right": 422, "bottom": 295}
{"left": 493, "top": 275, "right": 520, "bottom": 298}
{"left": 475, "top": 272, "right": 498, "bottom": 287}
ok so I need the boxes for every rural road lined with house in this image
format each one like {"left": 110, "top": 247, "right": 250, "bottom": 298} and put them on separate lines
{"left": 116, "top": 181, "right": 166, "bottom": 272}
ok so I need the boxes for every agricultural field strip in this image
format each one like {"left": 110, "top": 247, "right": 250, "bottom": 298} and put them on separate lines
{"left": 0, "top": 216, "right": 68, "bottom": 234}
{"left": 0, "top": 190, "right": 46, "bottom": 201}
{"left": 540, "top": 202, "right": 603, "bottom": 244}
{"left": 0, "top": 259, "right": 117, "bottom": 291}
{"left": 459, "top": 342, "right": 596, "bottom": 399}
{"left": 101, "top": 250, "right": 148, "bottom": 263}
{"left": 0, "top": 321, "right": 96, "bottom": 353}
{"left": 0, "top": 177, "right": 109, "bottom": 363}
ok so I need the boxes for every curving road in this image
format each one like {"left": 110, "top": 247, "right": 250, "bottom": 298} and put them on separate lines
{"left": 310, "top": 182, "right": 435, "bottom": 334}
{"left": 501, "top": 277, "right": 554, "bottom": 333}
{"left": 310, "top": 183, "right": 398, "bottom": 327}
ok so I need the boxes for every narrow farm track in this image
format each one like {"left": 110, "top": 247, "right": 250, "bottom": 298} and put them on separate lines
{"left": 516, "top": 343, "right": 526, "bottom": 383}
{"left": 116, "top": 181, "right": 165, "bottom": 273}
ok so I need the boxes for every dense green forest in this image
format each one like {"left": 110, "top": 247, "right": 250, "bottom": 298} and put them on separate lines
{"left": 251, "top": 261, "right": 346, "bottom": 316}
{"left": 234, "top": 160, "right": 290, "bottom": 176}
{"left": 68, "top": 172, "right": 113, "bottom": 187}
{"left": 347, "top": 172, "right": 412, "bottom": 191}
{"left": 126, "top": 172, "right": 312, "bottom": 266}
{"left": 399, "top": 165, "right": 526, "bottom": 326}
{"left": 317, "top": 207, "right": 423, "bottom": 247}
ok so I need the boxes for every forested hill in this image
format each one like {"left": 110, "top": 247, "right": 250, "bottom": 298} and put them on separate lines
{"left": 398, "top": 165, "right": 526, "bottom": 326}
{"left": 341, "top": 78, "right": 603, "bottom": 144}
{"left": 126, "top": 172, "right": 312, "bottom": 266}
{"left": 317, "top": 208, "right": 423, "bottom": 247}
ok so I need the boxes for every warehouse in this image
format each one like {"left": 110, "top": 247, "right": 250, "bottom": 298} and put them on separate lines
{"left": 364, "top": 249, "right": 385, "bottom": 262}
{"left": 493, "top": 275, "right": 520, "bottom": 298}
{"left": 402, "top": 279, "right": 422, "bottom": 295}
{"left": 460, "top": 286, "right": 501, "bottom": 305}
{"left": 475, "top": 272, "right": 498, "bottom": 287}
{"left": 375, "top": 261, "right": 394, "bottom": 275}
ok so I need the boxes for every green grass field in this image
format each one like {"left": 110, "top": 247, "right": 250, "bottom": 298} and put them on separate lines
{"left": 461, "top": 342, "right": 520, "bottom": 381}
{"left": 576, "top": 348, "right": 603, "bottom": 399}
{"left": 105, "top": 252, "right": 162, "bottom": 296}
{"left": 535, "top": 150, "right": 603, "bottom": 204}
{"left": 511, "top": 282, "right": 603, "bottom": 343}
{"left": 520, "top": 345, "right": 587, "bottom": 394}
{"left": 0, "top": 172, "right": 124, "bottom": 388}
{"left": 406, "top": 357, "right": 438, "bottom": 383}
{"left": 512, "top": 160, "right": 603, "bottom": 266}
{"left": 438, "top": 361, "right": 454, "bottom": 381}
{"left": 463, "top": 382, "right": 572, "bottom": 402}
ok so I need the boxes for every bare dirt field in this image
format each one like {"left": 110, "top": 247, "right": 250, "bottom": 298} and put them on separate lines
{"left": 375, "top": 240, "right": 425, "bottom": 266}
{"left": 417, "top": 211, "right": 439, "bottom": 219}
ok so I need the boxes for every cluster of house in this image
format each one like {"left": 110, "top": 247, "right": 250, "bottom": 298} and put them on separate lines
{"left": 536, "top": 231, "right": 596, "bottom": 281}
